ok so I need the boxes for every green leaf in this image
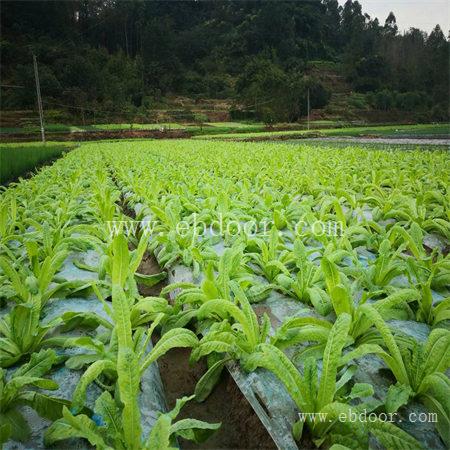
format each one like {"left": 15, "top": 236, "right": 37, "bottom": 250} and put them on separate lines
{"left": 170, "top": 418, "right": 221, "bottom": 443}
{"left": 385, "top": 383, "right": 412, "bottom": 413}
{"left": 161, "top": 309, "right": 198, "bottom": 334}
{"left": 145, "top": 414, "right": 172, "bottom": 450}
{"left": 14, "top": 348, "right": 57, "bottom": 378}
{"left": 419, "top": 372, "right": 450, "bottom": 446}
{"left": 329, "top": 445, "right": 352, "bottom": 450}
{"left": 112, "top": 233, "right": 130, "bottom": 288}
{"left": 44, "top": 407, "right": 110, "bottom": 449}
{"left": 190, "top": 332, "right": 235, "bottom": 362}
{"left": 129, "top": 234, "right": 150, "bottom": 274}
{"left": 10, "top": 302, "right": 40, "bottom": 352}
{"left": 132, "top": 297, "right": 172, "bottom": 315}
{"left": 71, "top": 359, "right": 116, "bottom": 413}
{"left": 61, "top": 311, "right": 113, "bottom": 332}
{"left": 360, "top": 304, "right": 409, "bottom": 385}
{"left": 117, "top": 348, "right": 141, "bottom": 450}
{"left": 167, "top": 395, "right": 196, "bottom": 420}
{"left": 94, "top": 391, "right": 121, "bottom": 439}
{"left": 194, "top": 358, "right": 231, "bottom": 402}
{"left": 134, "top": 272, "right": 167, "bottom": 287}
{"left": 317, "top": 313, "right": 351, "bottom": 410}
{"left": 330, "top": 284, "right": 353, "bottom": 316}
{"left": 349, "top": 383, "right": 374, "bottom": 400}
{"left": 197, "top": 299, "right": 256, "bottom": 348}
{"left": 0, "top": 423, "right": 11, "bottom": 445}
{"left": 244, "top": 343, "right": 307, "bottom": 411}
{"left": 0, "top": 257, "right": 28, "bottom": 301}
{"left": 321, "top": 257, "right": 340, "bottom": 292}
{"left": 141, "top": 328, "right": 198, "bottom": 373}
{"left": 0, "top": 409, "right": 30, "bottom": 442}
{"left": 335, "top": 365, "right": 357, "bottom": 392}
{"left": 112, "top": 284, "right": 133, "bottom": 349}
{"left": 370, "top": 419, "right": 423, "bottom": 450}
{"left": 292, "top": 419, "right": 304, "bottom": 441}
{"left": 421, "top": 328, "right": 450, "bottom": 378}
{"left": 17, "top": 391, "right": 70, "bottom": 421}
{"left": 65, "top": 354, "right": 99, "bottom": 370}
{"left": 308, "top": 287, "right": 332, "bottom": 316}
{"left": 5, "top": 376, "right": 58, "bottom": 395}
{"left": 340, "top": 344, "right": 385, "bottom": 367}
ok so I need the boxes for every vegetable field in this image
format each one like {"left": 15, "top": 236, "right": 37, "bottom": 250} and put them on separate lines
{"left": 0, "top": 142, "right": 72, "bottom": 184}
{"left": 195, "top": 123, "right": 450, "bottom": 140}
{"left": 0, "top": 140, "right": 449, "bottom": 450}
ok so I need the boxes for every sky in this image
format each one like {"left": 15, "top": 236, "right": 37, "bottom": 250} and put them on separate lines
{"left": 338, "top": 0, "right": 449, "bottom": 34}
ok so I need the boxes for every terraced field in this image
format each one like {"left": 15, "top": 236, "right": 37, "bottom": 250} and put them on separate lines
{"left": 0, "top": 140, "right": 449, "bottom": 450}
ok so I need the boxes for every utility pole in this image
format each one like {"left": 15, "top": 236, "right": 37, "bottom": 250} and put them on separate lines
{"left": 307, "top": 87, "right": 310, "bottom": 131}
{"left": 33, "top": 53, "right": 45, "bottom": 143}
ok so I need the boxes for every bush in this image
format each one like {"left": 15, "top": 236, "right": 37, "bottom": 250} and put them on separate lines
{"left": 372, "top": 89, "right": 395, "bottom": 110}
{"left": 348, "top": 93, "right": 367, "bottom": 109}
{"left": 430, "top": 103, "right": 450, "bottom": 122}
{"left": 396, "top": 91, "right": 428, "bottom": 111}
{"left": 230, "top": 109, "right": 257, "bottom": 121}
{"left": 367, "top": 89, "right": 431, "bottom": 112}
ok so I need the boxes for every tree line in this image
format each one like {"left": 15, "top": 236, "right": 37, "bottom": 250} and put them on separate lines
{"left": 1, "top": 0, "right": 448, "bottom": 122}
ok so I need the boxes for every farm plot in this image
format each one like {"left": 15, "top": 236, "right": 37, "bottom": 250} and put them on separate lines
{"left": 0, "top": 139, "right": 449, "bottom": 450}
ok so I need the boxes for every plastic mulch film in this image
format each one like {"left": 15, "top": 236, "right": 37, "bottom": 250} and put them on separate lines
{"left": 4, "top": 250, "right": 168, "bottom": 450}
{"left": 167, "top": 264, "right": 304, "bottom": 450}
{"left": 165, "top": 259, "right": 447, "bottom": 450}
{"left": 135, "top": 203, "right": 448, "bottom": 450}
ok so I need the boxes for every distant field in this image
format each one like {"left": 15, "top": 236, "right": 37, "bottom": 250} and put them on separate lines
{"left": 0, "top": 141, "right": 73, "bottom": 184}
{"left": 2, "top": 122, "right": 448, "bottom": 144}
{"left": 0, "top": 120, "right": 358, "bottom": 137}
{"left": 0, "top": 121, "right": 268, "bottom": 136}
{"left": 0, "top": 123, "right": 187, "bottom": 134}
{"left": 194, "top": 123, "right": 450, "bottom": 140}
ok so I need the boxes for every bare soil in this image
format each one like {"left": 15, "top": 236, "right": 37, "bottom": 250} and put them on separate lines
{"left": 126, "top": 194, "right": 275, "bottom": 449}
{"left": 137, "top": 251, "right": 168, "bottom": 296}
{"left": 156, "top": 346, "right": 276, "bottom": 450}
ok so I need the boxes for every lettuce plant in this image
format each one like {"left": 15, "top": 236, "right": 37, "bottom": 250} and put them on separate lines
{"left": 0, "top": 251, "right": 89, "bottom": 306}
{"left": 244, "top": 314, "right": 421, "bottom": 449}
{"left": 361, "top": 304, "right": 450, "bottom": 445}
{"left": 45, "top": 233, "right": 218, "bottom": 449}
{"left": 45, "top": 394, "right": 220, "bottom": 450}
{"left": 0, "top": 349, "right": 68, "bottom": 442}
{"left": 247, "top": 226, "right": 292, "bottom": 282}
{"left": 0, "top": 300, "right": 62, "bottom": 367}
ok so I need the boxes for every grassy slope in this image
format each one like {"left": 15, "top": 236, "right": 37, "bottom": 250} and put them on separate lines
{"left": 0, "top": 141, "right": 73, "bottom": 184}
{"left": 193, "top": 123, "right": 450, "bottom": 140}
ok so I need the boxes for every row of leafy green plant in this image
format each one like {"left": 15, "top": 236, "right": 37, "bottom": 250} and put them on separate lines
{"left": 108, "top": 140, "right": 449, "bottom": 449}
{"left": 1, "top": 139, "right": 449, "bottom": 449}
{"left": 0, "top": 149, "right": 221, "bottom": 448}
{"left": 191, "top": 123, "right": 450, "bottom": 140}
{"left": 0, "top": 142, "right": 73, "bottom": 185}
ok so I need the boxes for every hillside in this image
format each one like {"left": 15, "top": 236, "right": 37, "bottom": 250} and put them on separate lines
{"left": 1, "top": 1, "right": 448, "bottom": 124}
